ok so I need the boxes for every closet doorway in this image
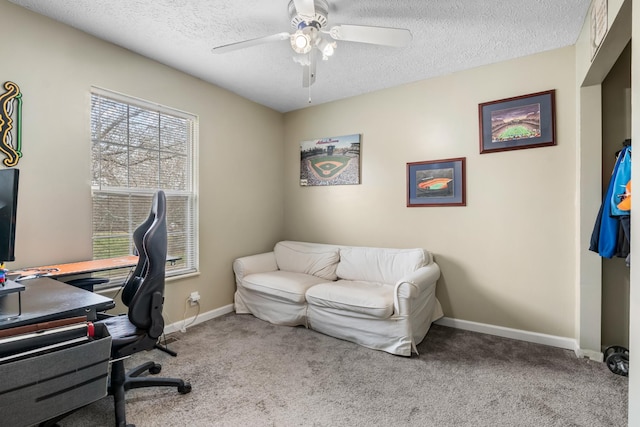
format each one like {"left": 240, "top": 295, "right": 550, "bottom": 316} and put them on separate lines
{"left": 601, "top": 41, "right": 631, "bottom": 350}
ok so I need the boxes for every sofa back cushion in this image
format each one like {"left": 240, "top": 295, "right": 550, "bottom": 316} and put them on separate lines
{"left": 336, "top": 247, "right": 430, "bottom": 285}
{"left": 274, "top": 241, "right": 340, "bottom": 281}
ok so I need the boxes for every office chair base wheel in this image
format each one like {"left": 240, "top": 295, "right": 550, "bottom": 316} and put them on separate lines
{"left": 606, "top": 352, "right": 629, "bottom": 376}
{"left": 149, "top": 363, "right": 162, "bottom": 375}
{"left": 178, "top": 382, "right": 192, "bottom": 394}
{"left": 604, "top": 345, "right": 628, "bottom": 361}
{"left": 603, "top": 345, "right": 629, "bottom": 376}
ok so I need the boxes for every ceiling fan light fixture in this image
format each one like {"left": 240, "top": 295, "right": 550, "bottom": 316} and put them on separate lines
{"left": 291, "top": 29, "right": 312, "bottom": 54}
{"left": 315, "top": 37, "right": 336, "bottom": 59}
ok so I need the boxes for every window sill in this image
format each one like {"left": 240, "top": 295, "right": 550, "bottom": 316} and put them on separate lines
{"left": 167, "top": 271, "right": 200, "bottom": 283}
{"left": 94, "top": 270, "right": 200, "bottom": 293}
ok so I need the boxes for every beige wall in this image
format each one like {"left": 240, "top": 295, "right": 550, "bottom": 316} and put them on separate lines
{"left": 0, "top": 1, "right": 285, "bottom": 324}
{"left": 0, "top": 0, "right": 583, "bottom": 343}
{"left": 0, "top": 0, "right": 615, "bottom": 348}
{"left": 284, "top": 47, "right": 577, "bottom": 338}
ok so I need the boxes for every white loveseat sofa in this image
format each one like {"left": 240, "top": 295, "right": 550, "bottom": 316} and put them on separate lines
{"left": 233, "top": 241, "right": 443, "bottom": 356}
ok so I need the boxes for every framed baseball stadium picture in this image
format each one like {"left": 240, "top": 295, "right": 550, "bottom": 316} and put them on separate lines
{"left": 407, "top": 157, "right": 466, "bottom": 207}
{"left": 299, "top": 134, "right": 361, "bottom": 186}
{"left": 479, "top": 90, "right": 556, "bottom": 154}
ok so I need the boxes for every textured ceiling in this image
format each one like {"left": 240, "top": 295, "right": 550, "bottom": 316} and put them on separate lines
{"left": 9, "top": 0, "right": 591, "bottom": 113}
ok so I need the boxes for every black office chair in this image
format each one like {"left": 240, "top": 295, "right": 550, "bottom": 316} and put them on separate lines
{"left": 98, "top": 190, "right": 191, "bottom": 427}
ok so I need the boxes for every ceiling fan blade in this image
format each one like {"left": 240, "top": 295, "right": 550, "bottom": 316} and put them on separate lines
{"left": 212, "top": 32, "right": 290, "bottom": 54}
{"left": 328, "top": 25, "right": 412, "bottom": 47}
{"left": 302, "top": 50, "right": 317, "bottom": 88}
{"left": 293, "top": 0, "right": 316, "bottom": 20}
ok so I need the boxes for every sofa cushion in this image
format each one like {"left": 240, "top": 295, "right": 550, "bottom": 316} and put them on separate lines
{"left": 243, "top": 271, "right": 329, "bottom": 303}
{"left": 336, "top": 247, "right": 429, "bottom": 285}
{"left": 274, "top": 241, "right": 340, "bottom": 281}
{"left": 305, "top": 280, "right": 394, "bottom": 318}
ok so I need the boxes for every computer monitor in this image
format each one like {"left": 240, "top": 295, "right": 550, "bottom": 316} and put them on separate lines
{"left": 0, "top": 169, "right": 19, "bottom": 263}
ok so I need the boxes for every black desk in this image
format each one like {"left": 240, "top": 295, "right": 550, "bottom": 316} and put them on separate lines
{"left": 0, "top": 277, "right": 115, "bottom": 330}
{"left": 0, "top": 280, "right": 26, "bottom": 321}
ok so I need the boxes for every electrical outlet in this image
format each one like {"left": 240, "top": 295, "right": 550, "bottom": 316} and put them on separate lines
{"left": 189, "top": 291, "right": 201, "bottom": 306}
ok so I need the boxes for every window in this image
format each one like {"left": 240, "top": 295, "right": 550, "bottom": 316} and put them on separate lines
{"left": 90, "top": 87, "right": 198, "bottom": 283}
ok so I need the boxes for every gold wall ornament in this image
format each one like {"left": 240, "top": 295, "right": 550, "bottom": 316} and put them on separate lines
{"left": 0, "top": 81, "right": 23, "bottom": 167}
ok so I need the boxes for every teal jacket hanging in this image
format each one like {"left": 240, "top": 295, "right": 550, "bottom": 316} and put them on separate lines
{"left": 589, "top": 145, "right": 631, "bottom": 258}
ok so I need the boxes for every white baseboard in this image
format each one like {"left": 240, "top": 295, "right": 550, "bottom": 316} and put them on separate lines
{"left": 164, "top": 311, "right": 603, "bottom": 362}
{"left": 164, "top": 303, "right": 234, "bottom": 335}
{"left": 434, "top": 317, "right": 602, "bottom": 361}
{"left": 575, "top": 348, "right": 605, "bottom": 362}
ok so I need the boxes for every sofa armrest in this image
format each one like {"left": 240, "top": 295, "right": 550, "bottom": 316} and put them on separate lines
{"left": 393, "top": 263, "right": 441, "bottom": 314}
{"left": 233, "top": 252, "right": 278, "bottom": 282}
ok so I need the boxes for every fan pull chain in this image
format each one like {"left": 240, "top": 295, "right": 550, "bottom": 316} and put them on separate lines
{"left": 308, "top": 54, "right": 312, "bottom": 104}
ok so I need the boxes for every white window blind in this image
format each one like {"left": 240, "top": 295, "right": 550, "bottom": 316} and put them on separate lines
{"left": 90, "top": 87, "right": 198, "bottom": 283}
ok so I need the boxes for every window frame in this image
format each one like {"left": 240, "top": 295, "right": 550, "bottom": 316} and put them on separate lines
{"left": 90, "top": 86, "right": 199, "bottom": 286}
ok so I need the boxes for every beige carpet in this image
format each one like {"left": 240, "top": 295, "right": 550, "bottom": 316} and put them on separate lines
{"left": 58, "top": 313, "right": 628, "bottom": 426}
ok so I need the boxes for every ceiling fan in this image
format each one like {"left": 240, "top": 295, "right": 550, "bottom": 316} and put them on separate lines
{"left": 211, "top": 0, "right": 412, "bottom": 88}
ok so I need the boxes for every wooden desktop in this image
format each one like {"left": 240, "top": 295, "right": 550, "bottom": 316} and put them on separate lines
{"left": 10, "top": 255, "right": 141, "bottom": 279}
{"left": 10, "top": 255, "right": 180, "bottom": 280}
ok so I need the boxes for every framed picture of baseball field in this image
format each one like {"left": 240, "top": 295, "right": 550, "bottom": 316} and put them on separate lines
{"left": 478, "top": 90, "right": 556, "bottom": 154}
{"left": 299, "top": 134, "right": 361, "bottom": 186}
{"left": 406, "top": 157, "right": 466, "bottom": 207}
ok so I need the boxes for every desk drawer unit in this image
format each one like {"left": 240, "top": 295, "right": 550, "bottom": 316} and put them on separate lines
{"left": 0, "top": 323, "right": 111, "bottom": 427}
